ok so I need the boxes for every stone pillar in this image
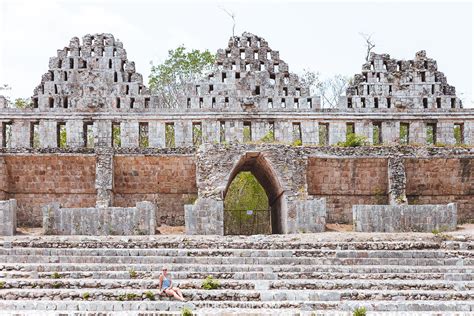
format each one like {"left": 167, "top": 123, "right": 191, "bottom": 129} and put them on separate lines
{"left": 149, "top": 121, "right": 165, "bottom": 148}
{"left": 465, "top": 121, "right": 474, "bottom": 146}
{"left": 120, "top": 120, "right": 138, "bottom": 147}
{"left": 275, "top": 121, "right": 291, "bottom": 143}
{"left": 388, "top": 157, "right": 407, "bottom": 205}
{"left": 382, "top": 121, "right": 399, "bottom": 145}
{"left": 0, "top": 199, "right": 16, "bottom": 236}
{"left": 176, "top": 120, "right": 192, "bottom": 147}
{"left": 11, "top": 121, "right": 30, "bottom": 148}
{"left": 438, "top": 121, "right": 455, "bottom": 145}
{"left": 301, "top": 121, "right": 318, "bottom": 145}
{"left": 329, "top": 121, "right": 345, "bottom": 145}
{"left": 409, "top": 121, "right": 425, "bottom": 145}
{"left": 94, "top": 120, "right": 112, "bottom": 147}
{"left": 39, "top": 120, "right": 58, "bottom": 148}
{"left": 355, "top": 120, "right": 371, "bottom": 144}
{"left": 95, "top": 147, "right": 114, "bottom": 208}
{"left": 66, "top": 120, "right": 84, "bottom": 147}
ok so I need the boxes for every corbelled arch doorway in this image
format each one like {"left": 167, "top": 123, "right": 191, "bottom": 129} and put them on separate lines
{"left": 223, "top": 152, "right": 285, "bottom": 234}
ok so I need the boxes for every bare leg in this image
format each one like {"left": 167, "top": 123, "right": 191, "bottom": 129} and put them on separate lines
{"left": 165, "top": 289, "right": 185, "bottom": 301}
{"left": 173, "top": 287, "right": 186, "bottom": 301}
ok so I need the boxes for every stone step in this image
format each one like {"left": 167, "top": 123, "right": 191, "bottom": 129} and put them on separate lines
{"left": 2, "top": 270, "right": 472, "bottom": 281}
{"left": 1, "top": 262, "right": 472, "bottom": 275}
{"left": 1, "top": 278, "right": 473, "bottom": 291}
{"left": 3, "top": 237, "right": 471, "bottom": 251}
{"left": 1, "top": 247, "right": 471, "bottom": 259}
{"left": 0, "top": 299, "right": 473, "bottom": 313}
{"left": 1, "top": 254, "right": 470, "bottom": 266}
{"left": 0, "top": 288, "right": 472, "bottom": 301}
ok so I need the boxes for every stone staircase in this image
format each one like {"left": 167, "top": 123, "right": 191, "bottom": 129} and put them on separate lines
{"left": 0, "top": 234, "right": 473, "bottom": 315}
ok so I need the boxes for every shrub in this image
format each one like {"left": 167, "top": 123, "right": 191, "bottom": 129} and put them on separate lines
{"left": 202, "top": 275, "right": 220, "bottom": 290}
{"left": 353, "top": 306, "right": 367, "bottom": 316}
{"left": 291, "top": 139, "right": 302, "bottom": 146}
{"left": 129, "top": 268, "right": 138, "bottom": 278}
{"left": 0, "top": 281, "right": 5, "bottom": 289}
{"left": 126, "top": 293, "right": 138, "bottom": 300}
{"left": 337, "top": 133, "right": 368, "bottom": 147}
{"left": 82, "top": 292, "right": 90, "bottom": 300}
{"left": 144, "top": 291, "right": 155, "bottom": 300}
{"left": 181, "top": 307, "right": 193, "bottom": 316}
{"left": 51, "top": 272, "right": 61, "bottom": 279}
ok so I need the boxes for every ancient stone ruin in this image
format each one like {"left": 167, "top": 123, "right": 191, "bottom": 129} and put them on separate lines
{"left": 0, "top": 32, "right": 472, "bottom": 236}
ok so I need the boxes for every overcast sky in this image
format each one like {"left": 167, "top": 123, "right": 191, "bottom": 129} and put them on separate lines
{"left": 0, "top": 0, "right": 472, "bottom": 106}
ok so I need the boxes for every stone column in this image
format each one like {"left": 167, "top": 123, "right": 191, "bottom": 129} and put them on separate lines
{"left": 66, "top": 120, "right": 84, "bottom": 148}
{"left": 0, "top": 199, "right": 16, "bottom": 236}
{"left": 301, "top": 121, "right": 318, "bottom": 145}
{"left": 95, "top": 147, "right": 114, "bottom": 208}
{"left": 94, "top": 120, "right": 112, "bottom": 147}
{"left": 149, "top": 121, "right": 165, "bottom": 148}
{"left": 39, "top": 120, "right": 58, "bottom": 148}
{"left": 388, "top": 157, "right": 407, "bottom": 205}
{"left": 11, "top": 120, "right": 30, "bottom": 148}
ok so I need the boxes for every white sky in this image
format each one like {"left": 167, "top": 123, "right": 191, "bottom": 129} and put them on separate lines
{"left": 0, "top": 0, "right": 473, "bottom": 106}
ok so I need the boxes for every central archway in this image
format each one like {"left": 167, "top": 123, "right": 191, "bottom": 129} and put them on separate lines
{"left": 223, "top": 152, "right": 285, "bottom": 234}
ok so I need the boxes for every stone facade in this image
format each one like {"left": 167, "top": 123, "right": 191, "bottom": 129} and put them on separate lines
{"left": 0, "top": 199, "right": 17, "bottom": 235}
{"left": 42, "top": 201, "right": 156, "bottom": 235}
{"left": 0, "top": 32, "right": 472, "bottom": 234}
{"left": 353, "top": 203, "right": 457, "bottom": 232}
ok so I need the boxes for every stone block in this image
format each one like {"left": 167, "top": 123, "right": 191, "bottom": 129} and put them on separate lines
{"left": 0, "top": 199, "right": 17, "bottom": 235}
{"left": 42, "top": 201, "right": 156, "bottom": 235}
{"left": 353, "top": 203, "right": 457, "bottom": 232}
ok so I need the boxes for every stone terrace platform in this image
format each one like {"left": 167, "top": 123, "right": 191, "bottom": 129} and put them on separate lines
{"left": 0, "top": 228, "right": 473, "bottom": 315}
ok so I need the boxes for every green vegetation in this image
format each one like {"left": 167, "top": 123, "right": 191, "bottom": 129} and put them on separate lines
{"left": 202, "top": 275, "right": 220, "bottom": 290}
{"left": 59, "top": 126, "right": 67, "bottom": 148}
{"left": 144, "top": 291, "right": 155, "bottom": 300}
{"left": 454, "top": 124, "right": 463, "bottom": 145}
{"left": 224, "top": 172, "right": 268, "bottom": 211}
{"left": 112, "top": 124, "right": 121, "bottom": 147}
{"left": 52, "top": 282, "right": 62, "bottom": 289}
{"left": 260, "top": 129, "right": 275, "bottom": 143}
{"left": 192, "top": 124, "right": 203, "bottom": 146}
{"left": 292, "top": 139, "right": 302, "bottom": 146}
{"left": 165, "top": 123, "right": 175, "bottom": 148}
{"left": 337, "top": 133, "right": 368, "bottom": 147}
{"left": 82, "top": 292, "right": 90, "bottom": 300}
{"left": 181, "top": 307, "right": 193, "bottom": 316}
{"left": 126, "top": 293, "right": 138, "bottom": 300}
{"left": 0, "top": 281, "right": 5, "bottom": 289}
{"left": 51, "top": 272, "right": 61, "bottom": 279}
{"left": 353, "top": 306, "right": 367, "bottom": 316}
{"left": 129, "top": 268, "right": 138, "bottom": 278}
{"left": 243, "top": 125, "right": 252, "bottom": 143}
{"left": 149, "top": 45, "right": 215, "bottom": 108}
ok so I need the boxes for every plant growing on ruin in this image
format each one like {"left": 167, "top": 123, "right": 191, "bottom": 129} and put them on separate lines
{"left": 201, "top": 275, "right": 220, "bottom": 290}
{"left": 129, "top": 268, "right": 138, "bottom": 278}
{"left": 149, "top": 46, "right": 216, "bottom": 108}
{"left": 260, "top": 130, "right": 275, "bottom": 143}
{"left": 337, "top": 133, "right": 368, "bottom": 147}
{"left": 292, "top": 139, "right": 302, "bottom": 146}
{"left": 51, "top": 272, "right": 61, "bottom": 279}
{"left": 144, "top": 291, "right": 155, "bottom": 300}
{"left": 0, "top": 281, "right": 5, "bottom": 289}
{"left": 52, "top": 282, "right": 62, "bottom": 289}
{"left": 82, "top": 292, "right": 90, "bottom": 300}
{"left": 181, "top": 307, "right": 193, "bottom": 316}
{"left": 126, "top": 293, "right": 138, "bottom": 300}
{"left": 353, "top": 306, "right": 367, "bottom": 316}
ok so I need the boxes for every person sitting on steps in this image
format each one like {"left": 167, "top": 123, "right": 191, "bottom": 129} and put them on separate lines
{"left": 159, "top": 266, "right": 186, "bottom": 301}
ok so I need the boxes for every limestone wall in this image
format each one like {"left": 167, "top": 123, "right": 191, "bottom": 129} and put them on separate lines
{"left": 353, "top": 203, "right": 457, "bottom": 232}
{"left": 42, "top": 201, "right": 156, "bottom": 235}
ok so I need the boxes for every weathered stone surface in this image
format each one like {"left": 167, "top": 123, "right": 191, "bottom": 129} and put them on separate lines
{"left": 0, "top": 199, "right": 17, "bottom": 235}
{"left": 353, "top": 203, "right": 457, "bottom": 232}
{"left": 42, "top": 201, "right": 156, "bottom": 235}
{"left": 185, "top": 198, "right": 224, "bottom": 235}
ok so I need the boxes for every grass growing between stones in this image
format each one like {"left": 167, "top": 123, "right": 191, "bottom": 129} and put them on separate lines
{"left": 202, "top": 275, "right": 220, "bottom": 290}
{"left": 353, "top": 306, "right": 367, "bottom": 316}
{"left": 181, "top": 307, "right": 193, "bottom": 316}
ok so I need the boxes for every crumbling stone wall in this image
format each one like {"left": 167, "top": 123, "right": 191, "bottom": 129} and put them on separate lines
{"left": 345, "top": 51, "right": 461, "bottom": 110}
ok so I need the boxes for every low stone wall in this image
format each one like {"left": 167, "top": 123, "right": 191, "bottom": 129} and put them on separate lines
{"left": 0, "top": 199, "right": 17, "bottom": 235}
{"left": 185, "top": 198, "right": 224, "bottom": 235}
{"left": 287, "top": 197, "right": 326, "bottom": 233}
{"left": 42, "top": 201, "right": 156, "bottom": 235}
{"left": 353, "top": 203, "right": 457, "bottom": 232}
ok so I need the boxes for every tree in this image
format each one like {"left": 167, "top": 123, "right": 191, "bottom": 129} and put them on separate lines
{"left": 300, "top": 70, "right": 350, "bottom": 108}
{"left": 359, "top": 32, "right": 376, "bottom": 62}
{"left": 148, "top": 46, "right": 216, "bottom": 108}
